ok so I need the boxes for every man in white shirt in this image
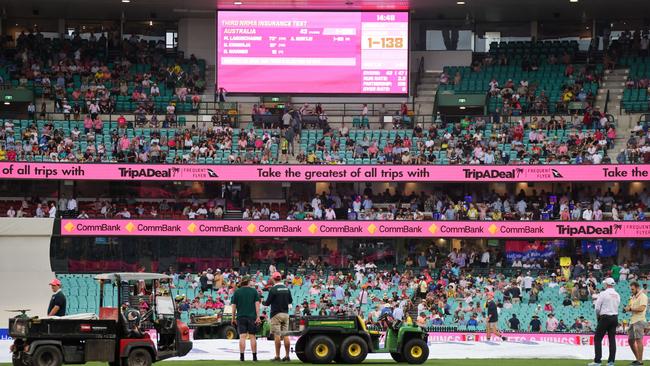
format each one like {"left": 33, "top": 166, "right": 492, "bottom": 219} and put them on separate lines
{"left": 58, "top": 197, "right": 68, "bottom": 214}
{"left": 582, "top": 206, "right": 594, "bottom": 221}
{"left": 523, "top": 272, "right": 534, "bottom": 292}
{"left": 6, "top": 206, "right": 16, "bottom": 217}
{"left": 480, "top": 250, "right": 490, "bottom": 267}
{"left": 35, "top": 204, "right": 45, "bottom": 218}
{"left": 67, "top": 198, "right": 78, "bottom": 217}
{"left": 196, "top": 205, "right": 208, "bottom": 216}
{"left": 392, "top": 305, "right": 404, "bottom": 321}
{"left": 48, "top": 203, "right": 57, "bottom": 218}
{"left": 589, "top": 278, "right": 620, "bottom": 366}
{"left": 310, "top": 195, "right": 321, "bottom": 210}
{"left": 619, "top": 264, "right": 630, "bottom": 281}
{"left": 325, "top": 208, "right": 336, "bottom": 220}
{"left": 117, "top": 208, "right": 131, "bottom": 219}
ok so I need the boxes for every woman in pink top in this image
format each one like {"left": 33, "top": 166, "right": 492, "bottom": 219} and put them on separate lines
{"left": 560, "top": 208, "right": 570, "bottom": 221}
{"left": 254, "top": 138, "right": 263, "bottom": 149}
{"left": 83, "top": 116, "right": 93, "bottom": 133}
{"left": 117, "top": 115, "right": 127, "bottom": 129}
{"left": 367, "top": 143, "right": 378, "bottom": 158}
{"left": 119, "top": 136, "right": 131, "bottom": 151}
{"left": 93, "top": 118, "right": 103, "bottom": 134}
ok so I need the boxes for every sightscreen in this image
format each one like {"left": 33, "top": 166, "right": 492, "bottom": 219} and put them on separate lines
{"left": 217, "top": 11, "right": 409, "bottom": 94}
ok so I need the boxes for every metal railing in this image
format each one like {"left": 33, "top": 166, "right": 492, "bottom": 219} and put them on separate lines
{"left": 413, "top": 56, "right": 425, "bottom": 101}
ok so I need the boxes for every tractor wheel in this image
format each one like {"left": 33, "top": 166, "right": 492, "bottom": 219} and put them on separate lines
{"left": 305, "top": 335, "right": 336, "bottom": 364}
{"left": 390, "top": 352, "right": 404, "bottom": 362}
{"left": 295, "top": 336, "right": 309, "bottom": 363}
{"left": 402, "top": 339, "right": 429, "bottom": 364}
{"left": 220, "top": 325, "right": 238, "bottom": 340}
{"left": 32, "top": 346, "right": 62, "bottom": 366}
{"left": 193, "top": 327, "right": 206, "bottom": 339}
{"left": 339, "top": 336, "right": 368, "bottom": 364}
{"left": 12, "top": 352, "right": 30, "bottom": 366}
{"left": 127, "top": 348, "right": 152, "bottom": 366}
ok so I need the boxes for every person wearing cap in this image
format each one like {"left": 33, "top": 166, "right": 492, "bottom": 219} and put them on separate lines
{"left": 485, "top": 292, "right": 507, "bottom": 341}
{"left": 48, "top": 279, "right": 66, "bottom": 316}
{"left": 625, "top": 281, "right": 647, "bottom": 366}
{"left": 263, "top": 272, "right": 293, "bottom": 362}
{"left": 528, "top": 315, "right": 542, "bottom": 332}
{"left": 589, "top": 277, "right": 620, "bottom": 366}
{"left": 231, "top": 275, "right": 261, "bottom": 362}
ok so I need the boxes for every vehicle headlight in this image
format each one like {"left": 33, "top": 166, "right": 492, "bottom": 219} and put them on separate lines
{"left": 12, "top": 322, "right": 26, "bottom": 336}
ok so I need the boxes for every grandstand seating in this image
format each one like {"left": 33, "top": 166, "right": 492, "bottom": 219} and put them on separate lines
{"left": 488, "top": 41, "right": 579, "bottom": 60}
{"left": 57, "top": 273, "right": 641, "bottom": 333}
{"left": 620, "top": 56, "right": 650, "bottom": 112}
{"left": 0, "top": 116, "right": 613, "bottom": 164}
{"left": 438, "top": 41, "right": 601, "bottom": 116}
{"left": 440, "top": 64, "right": 601, "bottom": 115}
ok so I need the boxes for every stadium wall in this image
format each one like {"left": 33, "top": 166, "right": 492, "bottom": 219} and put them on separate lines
{"left": 0, "top": 219, "right": 55, "bottom": 317}
{"left": 178, "top": 16, "right": 217, "bottom": 66}
{"left": 410, "top": 50, "right": 473, "bottom": 72}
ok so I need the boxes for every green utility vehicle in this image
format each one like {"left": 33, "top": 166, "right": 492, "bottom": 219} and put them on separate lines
{"left": 294, "top": 314, "right": 428, "bottom": 364}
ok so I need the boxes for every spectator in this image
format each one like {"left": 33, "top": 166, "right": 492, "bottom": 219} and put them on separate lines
{"left": 529, "top": 315, "right": 542, "bottom": 332}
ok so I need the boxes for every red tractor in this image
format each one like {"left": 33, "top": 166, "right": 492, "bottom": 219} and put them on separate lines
{"left": 10, "top": 273, "right": 192, "bottom": 366}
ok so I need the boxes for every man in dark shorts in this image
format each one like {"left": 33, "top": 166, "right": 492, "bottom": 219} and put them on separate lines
{"left": 485, "top": 292, "right": 506, "bottom": 341}
{"left": 231, "top": 276, "right": 261, "bottom": 362}
{"left": 263, "top": 272, "right": 293, "bottom": 362}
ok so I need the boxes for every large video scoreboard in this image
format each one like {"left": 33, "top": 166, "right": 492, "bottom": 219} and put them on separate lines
{"left": 217, "top": 11, "right": 409, "bottom": 94}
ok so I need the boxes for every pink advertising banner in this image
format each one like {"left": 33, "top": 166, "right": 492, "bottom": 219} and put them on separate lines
{"left": 60, "top": 220, "right": 650, "bottom": 239}
{"left": 427, "top": 332, "right": 650, "bottom": 347}
{"left": 1, "top": 162, "right": 649, "bottom": 182}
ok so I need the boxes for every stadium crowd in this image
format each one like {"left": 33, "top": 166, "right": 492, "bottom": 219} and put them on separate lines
{"left": 0, "top": 111, "right": 637, "bottom": 164}
{"left": 161, "top": 250, "right": 643, "bottom": 335}
{"left": 4, "top": 30, "right": 206, "bottom": 115}
{"left": 4, "top": 184, "right": 650, "bottom": 221}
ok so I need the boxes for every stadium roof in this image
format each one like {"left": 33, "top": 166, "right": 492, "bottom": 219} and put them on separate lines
{"left": 2, "top": 0, "right": 650, "bottom": 22}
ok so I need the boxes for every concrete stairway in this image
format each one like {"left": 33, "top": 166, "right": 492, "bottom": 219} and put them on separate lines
{"left": 414, "top": 71, "right": 440, "bottom": 117}
{"left": 596, "top": 68, "right": 628, "bottom": 114}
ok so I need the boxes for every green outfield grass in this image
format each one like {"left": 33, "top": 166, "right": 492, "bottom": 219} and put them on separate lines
{"left": 0, "top": 360, "right": 630, "bottom": 366}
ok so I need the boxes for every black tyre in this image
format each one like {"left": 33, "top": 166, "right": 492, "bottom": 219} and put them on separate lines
{"left": 127, "top": 348, "right": 152, "bottom": 366}
{"left": 32, "top": 346, "right": 62, "bottom": 366}
{"left": 193, "top": 327, "right": 207, "bottom": 339}
{"left": 402, "top": 338, "right": 429, "bottom": 364}
{"left": 220, "top": 325, "right": 238, "bottom": 340}
{"left": 12, "top": 352, "right": 30, "bottom": 366}
{"left": 295, "top": 336, "right": 308, "bottom": 363}
{"left": 390, "top": 352, "right": 404, "bottom": 362}
{"left": 305, "top": 335, "right": 336, "bottom": 364}
{"left": 339, "top": 336, "right": 368, "bottom": 364}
